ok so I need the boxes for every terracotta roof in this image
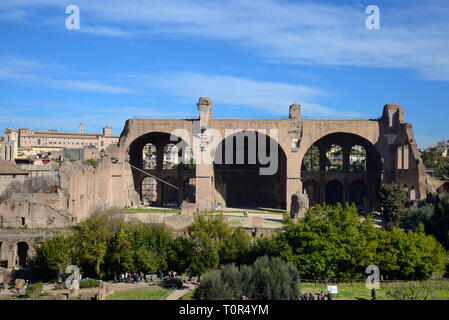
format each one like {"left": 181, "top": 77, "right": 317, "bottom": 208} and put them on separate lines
{"left": 0, "top": 158, "right": 29, "bottom": 175}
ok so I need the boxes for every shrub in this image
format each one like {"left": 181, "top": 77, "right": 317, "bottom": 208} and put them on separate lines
{"left": 83, "top": 159, "right": 98, "bottom": 167}
{"left": 25, "top": 282, "right": 43, "bottom": 299}
{"left": 404, "top": 204, "right": 434, "bottom": 231}
{"left": 164, "top": 277, "right": 184, "bottom": 289}
{"left": 194, "top": 256, "right": 301, "bottom": 300}
{"left": 80, "top": 278, "right": 102, "bottom": 288}
{"left": 386, "top": 281, "right": 436, "bottom": 300}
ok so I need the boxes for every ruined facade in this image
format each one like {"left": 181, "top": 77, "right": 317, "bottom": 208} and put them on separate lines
{"left": 106, "top": 99, "right": 426, "bottom": 213}
{"left": 0, "top": 98, "right": 428, "bottom": 275}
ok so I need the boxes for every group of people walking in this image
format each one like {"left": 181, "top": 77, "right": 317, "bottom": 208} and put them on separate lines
{"left": 116, "top": 271, "right": 145, "bottom": 283}
{"left": 300, "top": 290, "right": 332, "bottom": 300}
{"left": 115, "top": 270, "right": 179, "bottom": 284}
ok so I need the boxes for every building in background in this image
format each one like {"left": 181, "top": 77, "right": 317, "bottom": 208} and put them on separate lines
{"left": 0, "top": 124, "right": 119, "bottom": 162}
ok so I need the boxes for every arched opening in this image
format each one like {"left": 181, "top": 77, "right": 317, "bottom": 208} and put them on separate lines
{"left": 0, "top": 241, "right": 6, "bottom": 269}
{"left": 326, "top": 144, "right": 343, "bottom": 172}
{"left": 141, "top": 177, "right": 157, "bottom": 205}
{"left": 163, "top": 144, "right": 179, "bottom": 169}
{"left": 303, "top": 180, "right": 320, "bottom": 206}
{"left": 301, "top": 145, "right": 319, "bottom": 172}
{"left": 17, "top": 242, "right": 29, "bottom": 267}
{"left": 325, "top": 180, "right": 343, "bottom": 205}
{"left": 410, "top": 186, "right": 416, "bottom": 201}
{"left": 350, "top": 145, "right": 367, "bottom": 172}
{"left": 142, "top": 143, "right": 156, "bottom": 169}
{"left": 128, "top": 132, "right": 190, "bottom": 170}
{"left": 182, "top": 146, "right": 196, "bottom": 170}
{"left": 162, "top": 177, "right": 179, "bottom": 207}
{"left": 214, "top": 131, "right": 287, "bottom": 209}
{"left": 128, "top": 132, "right": 194, "bottom": 206}
{"left": 301, "top": 132, "right": 382, "bottom": 210}
{"left": 349, "top": 180, "right": 368, "bottom": 212}
{"left": 183, "top": 178, "right": 196, "bottom": 203}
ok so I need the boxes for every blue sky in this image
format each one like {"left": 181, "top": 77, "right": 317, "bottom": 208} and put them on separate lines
{"left": 0, "top": 0, "right": 448, "bottom": 148}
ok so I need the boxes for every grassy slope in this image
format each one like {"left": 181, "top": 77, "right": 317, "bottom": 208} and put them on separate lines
{"left": 300, "top": 280, "right": 449, "bottom": 300}
{"left": 105, "top": 286, "right": 175, "bottom": 300}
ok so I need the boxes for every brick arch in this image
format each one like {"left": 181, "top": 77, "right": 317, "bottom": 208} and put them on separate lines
{"left": 118, "top": 119, "right": 195, "bottom": 156}
{"left": 127, "top": 131, "right": 196, "bottom": 170}
{"left": 300, "top": 132, "right": 382, "bottom": 211}
{"left": 213, "top": 130, "right": 287, "bottom": 209}
{"left": 299, "top": 131, "right": 382, "bottom": 172}
{"left": 16, "top": 241, "right": 30, "bottom": 267}
{"left": 299, "top": 120, "right": 380, "bottom": 160}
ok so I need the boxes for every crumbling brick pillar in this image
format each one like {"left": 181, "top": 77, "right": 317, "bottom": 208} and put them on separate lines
{"left": 195, "top": 97, "right": 215, "bottom": 211}
{"left": 286, "top": 153, "right": 302, "bottom": 212}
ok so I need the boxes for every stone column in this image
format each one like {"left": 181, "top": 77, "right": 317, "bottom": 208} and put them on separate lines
{"left": 318, "top": 145, "right": 327, "bottom": 203}
{"left": 286, "top": 152, "right": 302, "bottom": 212}
{"left": 156, "top": 143, "right": 164, "bottom": 172}
{"left": 343, "top": 145, "right": 351, "bottom": 203}
{"left": 195, "top": 97, "right": 214, "bottom": 212}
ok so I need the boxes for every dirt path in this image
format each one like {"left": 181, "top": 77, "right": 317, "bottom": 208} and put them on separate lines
{"left": 165, "top": 283, "right": 196, "bottom": 300}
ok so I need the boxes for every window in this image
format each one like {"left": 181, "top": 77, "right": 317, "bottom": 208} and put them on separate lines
{"left": 21, "top": 217, "right": 26, "bottom": 226}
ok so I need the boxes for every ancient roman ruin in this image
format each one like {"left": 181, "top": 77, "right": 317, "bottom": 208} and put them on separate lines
{"left": 0, "top": 97, "right": 428, "bottom": 277}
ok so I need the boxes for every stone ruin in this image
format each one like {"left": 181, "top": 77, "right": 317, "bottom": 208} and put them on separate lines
{"left": 290, "top": 191, "right": 309, "bottom": 220}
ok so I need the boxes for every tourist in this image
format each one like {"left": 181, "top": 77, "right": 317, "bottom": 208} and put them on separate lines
{"left": 371, "top": 288, "right": 376, "bottom": 300}
{"left": 320, "top": 290, "right": 325, "bottom": 300}
{"left": 327, "top": 290, "right": 333, "bottom": 300}
{"left": 308, "top": 292, "right": 314, "bottom": 300}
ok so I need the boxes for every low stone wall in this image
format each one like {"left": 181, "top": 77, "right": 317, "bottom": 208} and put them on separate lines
{"left": 97, "top": 283, "right": 114, "bottom": 300}
{"left": 163, "top": 214, "right": 195, "bottom": 232}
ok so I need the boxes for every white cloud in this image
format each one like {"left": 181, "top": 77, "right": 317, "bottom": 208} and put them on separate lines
{"left": 0, "top": 56, "right": 137, "bottom": 94}
{"left": 144, "top": 71, "right": 365, "bottom": 118}
{"left": 2, "top": 0, "right": 448, "bottom": 80}
{"left": 0, "top": 100, "right": 196, "bottom": 134}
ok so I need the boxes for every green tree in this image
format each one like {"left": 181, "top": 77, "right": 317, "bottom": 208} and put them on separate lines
{"left": 420, "top": 150, "right": 449, "bottom": 178}
{"left": 72, "top": 215, "right": 117, "bottom": 278}
{"left": 379, "top": 183, "right": 408, "bottom": 230}
{"left": 375, "top": 226, "right": 447, "bottom": 279}
{"left": 104, "top": 229, "right": 135, "bottom": 276}
{"left": 273, "top": 203, "right": 371, "bottom": 279}
{"left": 186, "top": 213, "right": 251, "bottom": 276}
{"left": 404, "top": 203, "right": 435, "bottom": 231}
{"left": 34, "top": 233, "right": 75, "bottom": 280}
{"left": 248, "top": 203, "right": 447, "bottom": 280}
{"left": 194, "top": 256, "right": 301, "bottom": 300}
